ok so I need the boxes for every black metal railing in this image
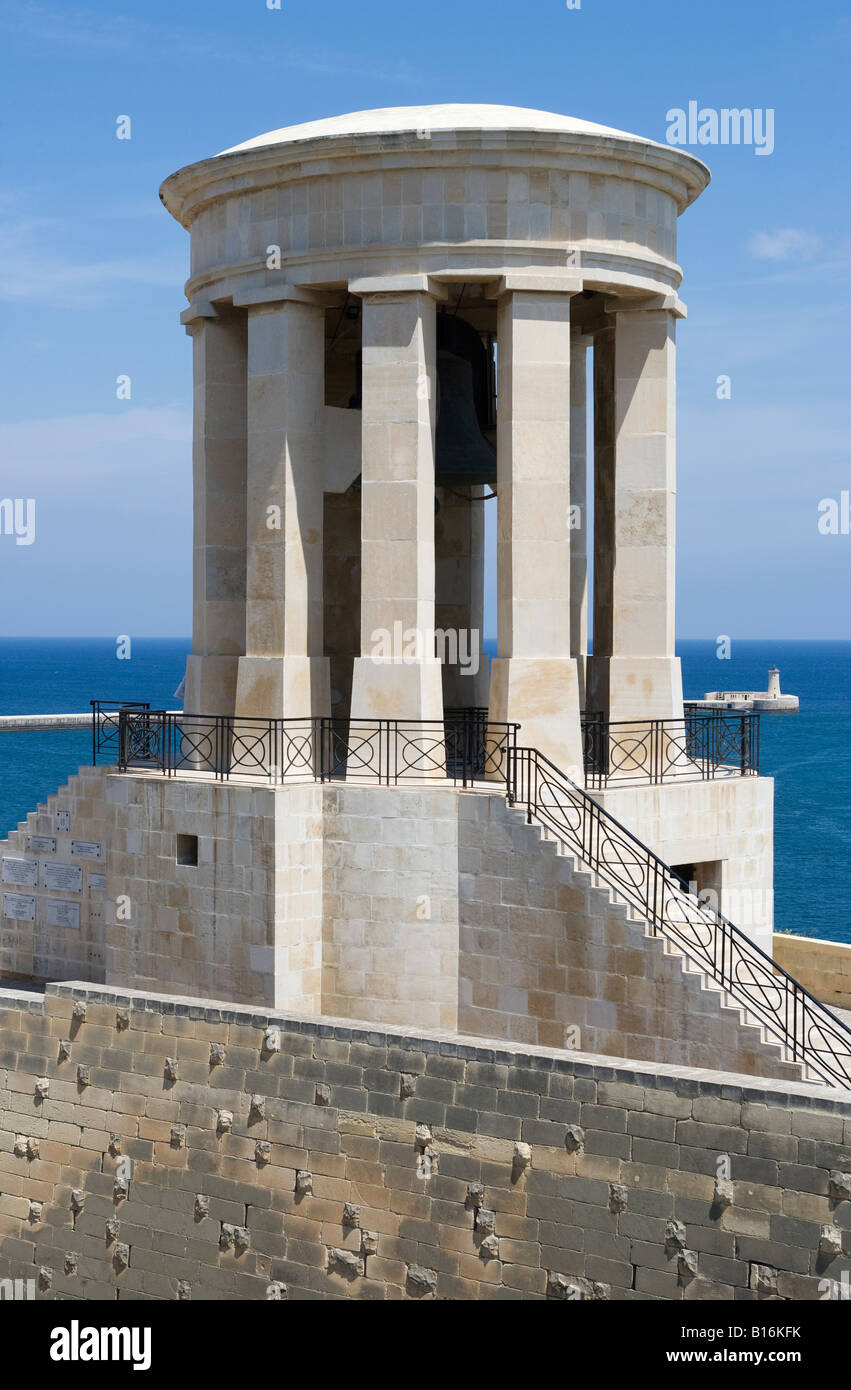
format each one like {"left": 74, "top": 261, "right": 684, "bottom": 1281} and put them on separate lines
{"left": 115, "top": 708, "right": 518, "bottom": 790}
{"left": 581, "top": 708, "right": 760, "bottom": 789}
{"left": 91, "top": 700, "right": 151, "bottom": 765}
{"left": 508, "top": 744, "right": 851, "bottom": 1088}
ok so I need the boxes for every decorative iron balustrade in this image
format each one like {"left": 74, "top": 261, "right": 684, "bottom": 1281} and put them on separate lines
{"left": 114, "top": 708, "right": 518, "bottom": 790}
{"left": 90, "top": 700, "right": 151, "bottom": 765}
{"left": 581, "top": 708, "right": 760, "bottom": 789}
{"left": 508, "top": 745, "right": 851, "bottom": 1088}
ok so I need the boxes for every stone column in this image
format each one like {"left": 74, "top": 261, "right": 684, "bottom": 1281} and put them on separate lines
{"left": 234, "top": 294, "right": 331, "bottom": 721}
{"left": 570, "top": 333, "right": 591, "bottom": 709}
{"left": 487, "top": 276, "right": 584, "bottom": 778}
{"left": 349, "top": 279, "right": 444, "bottom": 722}
{"left": 588, "top": 303, "right": 683, "bottom": 722}
{"left": 183, "top": 306, "right": 247, "bottom": 716}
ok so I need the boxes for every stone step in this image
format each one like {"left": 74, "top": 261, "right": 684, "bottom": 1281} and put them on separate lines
{"left": 509, "top": 793, "right": 806, "bottom": 1084}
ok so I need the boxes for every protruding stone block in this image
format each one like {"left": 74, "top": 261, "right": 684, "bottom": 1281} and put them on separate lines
{"left": 329, "top": 1247, "right": 362, "bottom": 1277}
{"left": 609, "top": 1183, "right": 628, "bottom": 1214}
{"left": 665, "top": 1219, "right": 687, "bottom": 1253}
{"left": 476, "top": 1208, "right": 496, "bottom": 1235}
{"left": 819, "top": 1225, "right": 842, "bottom": 1260}
{"left": 829, "top": 1171, "right": 851, "bottom": 1202}
{"left": 406, "top": 1264, "right": 438, "bottom": 1293}
{"left": 565, "top": 1124, "right": 585, "bottom": 1154}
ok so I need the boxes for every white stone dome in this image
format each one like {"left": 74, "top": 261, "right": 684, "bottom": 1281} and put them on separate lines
{"left": 218, "top": 103, "right": 656, "bottom": 156}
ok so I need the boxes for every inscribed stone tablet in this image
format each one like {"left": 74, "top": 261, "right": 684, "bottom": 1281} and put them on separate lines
{"left": 2, "top": 857, "right": 38, "bottom": 887}
{"left": 70, "top": 840, "right": 102, "bottom": 859}
{"left": 88, "top": 873, "right": 107, "bottom": 893}
{"left": 27, "top": 836, "right": 56, "bottom": 853}
{"left": 3, "top": 893, "right": 36, "bottom": 922}
{"left": 46, "top": 899, "right": 81, "bottom": 929}
{"left": 56, "top": 811, "right": 70, "bottom": 831}
{"left": 43, "top": 863, "right": 83, "bottom": 893}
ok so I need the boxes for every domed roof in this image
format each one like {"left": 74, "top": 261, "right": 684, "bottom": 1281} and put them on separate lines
{"left": 218, "top": 103, "right": 654, "bottom": 156}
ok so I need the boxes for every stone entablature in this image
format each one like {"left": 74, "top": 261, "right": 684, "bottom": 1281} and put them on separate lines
{"left": 160, "top": 104, "right": 708, "bottom": 309}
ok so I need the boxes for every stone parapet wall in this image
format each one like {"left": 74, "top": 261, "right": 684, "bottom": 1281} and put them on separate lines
{"left": 0, "top": 982, "right": 848, "bottom": 1302}
{"left": 774, "top": 934, "right": 851, "bottom": 1013}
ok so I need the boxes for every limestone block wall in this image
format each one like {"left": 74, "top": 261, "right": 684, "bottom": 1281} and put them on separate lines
{"left": 596, "top": 779, "right": 775, "bottom": 954}
{"left": 0, "top": 766, "right": 111, "bottom": 985}
{"left": 320, "top": 784, "right": 460, "bottom": 1033}
{"left": 267, "top": 784, "right": 324, "bottom": 1014}
{"left": 2, "top": 773, "right": 795, "bottom": 1083}
{"left": 774, "top": 935, "right": 851, "bottom": 1013}
{"left": 457, "top": 793, "right": 800, "bottom": 1081}
{"left": 0, "top": 982, "right": 848, "bottom": 1302}
{"left": 0, "top": 772, "right": 324, "bottom": 1012}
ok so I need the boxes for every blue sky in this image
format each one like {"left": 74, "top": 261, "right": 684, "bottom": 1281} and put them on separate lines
{"left": 0, "top": 0, "right": 848, "bottom": 640}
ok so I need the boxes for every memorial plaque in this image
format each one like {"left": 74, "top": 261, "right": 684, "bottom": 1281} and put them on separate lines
{"left": 88, "top": 873, "right": 107, "bottom": 893}
{"left": 56, "top": 811, "right": 70, "bottom": 831}
{"left": 27, "top": 836, "right": 56, "bottom": 853}
{"left": 46, "top": 899, "right": 81, "bottom": 929}
{"left": 43, "top": 863, "right": 83, "bottom": 893}
{"left": 71, "top": 840, "right": 102, "bottom": 859}
{"left": 2, "top": 857, "right": 38, "bottom": 887}
{"left": 3, "top": 893, "right": 36, "bottom": 923}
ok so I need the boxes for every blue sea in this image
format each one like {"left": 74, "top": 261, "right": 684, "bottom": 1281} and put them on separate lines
{"left": 0, "top": 637, "right": 848, "bottom": 942}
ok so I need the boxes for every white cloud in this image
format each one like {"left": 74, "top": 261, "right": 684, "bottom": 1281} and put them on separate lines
{"left": 0, "top": 1, "right": 420, "bottom": 82}
{"left": 0, "top": 406, "right": 191, "bottom": 487}
{"left": 0, "top": 406, "right": 193, "bottom": 636}
{"left": 748, "top": 228, "right": 823, "bottom": 262}
{"left": 0, "top": 216, "right": 185, "bottom": 306}
{"left": 0, "top": 1, "right": 146, "bottom": 52}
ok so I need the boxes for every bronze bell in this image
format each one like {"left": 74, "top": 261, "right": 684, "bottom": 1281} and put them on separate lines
{"left": 434, "top": 315, "right": 497, "bottom": 488}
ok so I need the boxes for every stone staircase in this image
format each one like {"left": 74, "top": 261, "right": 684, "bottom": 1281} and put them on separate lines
{"left": 506, "top": 744, "right": 851, "bottom": 1087}
{"left": 545, "top": 822, "right": 805, "bottom": 1083}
